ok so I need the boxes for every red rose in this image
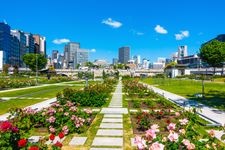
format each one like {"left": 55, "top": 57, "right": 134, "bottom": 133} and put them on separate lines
{"left": 12, "top": 126, "right": 19, "bottom": 133}
{"left": 49, "top": 134, "right": 55, "bottom": 141}
{"left": 29, "top": 146, "right": 39, "bottom": 150}
{"left": 18, "top": 139, "right": 27, "bottom": 147}
{"left": 0, "top": 121, "right": 12, "bottom": 132}
{"left": 58, "top": 132, "right": 64, "bottom": 139}
{"left": 54, "top": 141, "right": 63, "bottom": 147}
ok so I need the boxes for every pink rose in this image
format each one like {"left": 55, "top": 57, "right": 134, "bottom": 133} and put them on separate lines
{"left": 168, "top": 132, "right": 179, "bottom": 142}
{"left": 151, "top": 124, "right": 160, "bottom": 132}
{"left": 179, "top": 118, "right": 189, "bottom": 125}
{"left": 145, "top": 129, "right": 156, "bottom": 139}
{"left": 149, "top": 142, "right": 164, "bottom": 150}
{"left": 167, "top": 123, "right": 176, "bottom": 131}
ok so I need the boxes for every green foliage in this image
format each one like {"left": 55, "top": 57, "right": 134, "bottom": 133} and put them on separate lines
{"left": 200, "top": 40, "right": 225, "bottom": 68}
{"left": 3, "top": 64, "right": 10, "bottom": 74}
{"left": 78, "top": 71, "right": 94, "bottom": 80}
{"left": 123, "top": 79, "right": 157, "bottom": 98}
{"left": 0, "top": 78, "right": 36, "bottom": 89}
{"left": 22, "top": 53, "right": 47, "bottom": 72}
{"left": 57, "top": 79, "right": 117, "bottom": 107}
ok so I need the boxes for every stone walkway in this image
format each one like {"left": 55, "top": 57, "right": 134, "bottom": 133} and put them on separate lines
{"left": 90, "top": 80, "right": 128, "bottom": 150}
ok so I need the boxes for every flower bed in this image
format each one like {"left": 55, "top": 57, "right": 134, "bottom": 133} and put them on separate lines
{"left": 132, "top": 110, "right": 224, "bottom": 149}
{"left": 3, "top": 101, "right": 96, "bottom": 149}
{"left": 123, "top": 79, "right": 156, "bottom": 98}
{"left": 57, "top": 79, "right": 117, "bottom": 107}
{"left": 123, "top": 78, "right": 225, "bottom": 149}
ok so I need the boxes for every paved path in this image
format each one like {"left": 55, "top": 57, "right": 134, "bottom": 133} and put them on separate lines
{"left": 90, "top": 79, "right": 127, "bottom": 150}
{"left": 141, "top": 83, "right": 225, "bottom": 143}
{"left": 0, "top": 98, "right": 57, "bottom": 121}
{"left": 0, "top": 80, "right": 82, "bottom": 93}
{"left": 143, "top": 83, "right": 225, "bottom": 126}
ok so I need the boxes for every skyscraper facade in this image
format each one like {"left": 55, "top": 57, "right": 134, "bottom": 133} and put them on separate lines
{"left": 10, "top": 35, "right": 20, "bottom": 66}
{"left": 64, "top": 42, "right": 80, "bottom": 68}
{"left": 33, "top": 34, "right": 46, "bottom": 56}
{"left": 11, "top": 30, "right": 27, "bottom": 67}
{"left": 74, "top": 49, "right": 89, "bottom": 67}
{"left": 0, "top": 22, "right": 11, "bottom": 64}
{"left": 119, "top": 46, "right": 130, "bottom": 64}
{"left": 25, "top": 33, "right": 35, "bottom": 53}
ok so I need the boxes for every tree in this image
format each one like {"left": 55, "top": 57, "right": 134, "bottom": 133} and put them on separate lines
{"left": 200, "top": 40, "right": 225, "bottom": 74}
{"left": 22, "top": 53, "right": 47, "bottom": 72}
{"left": 85, "top": 62, "right": 94, "bottom": 68}
{"left": 3, "top": 64, "right": 10, "bottom": 75}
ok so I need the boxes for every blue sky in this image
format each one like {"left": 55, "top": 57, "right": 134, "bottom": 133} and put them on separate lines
{"left": 1, "top": 0, "right": 225, "bottom": 63}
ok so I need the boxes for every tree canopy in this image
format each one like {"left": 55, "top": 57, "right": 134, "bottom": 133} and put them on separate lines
{"left": 22, "top": 53, "right": 47, "bottom": 72}
{"left": 200, "top": 40, "right": 225, "bottom": 68}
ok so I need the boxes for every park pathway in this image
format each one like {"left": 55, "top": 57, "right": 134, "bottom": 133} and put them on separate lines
{"left": 90, "top": 79, "right": 128, "bottom": 150}
{"left": 142, "top": 83, "right": 225, "bottom": 143}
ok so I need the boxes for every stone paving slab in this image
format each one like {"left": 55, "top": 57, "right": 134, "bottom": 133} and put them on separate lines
{"left": 90, "top": 148, "right": 123, "bottom": 150}
{"left": 102, "top": 118, "right": 123, "bottom": 123}
{"left": 45, "top": 136, "right": 65, "bottom": 145}
{"left": 69, "top": 137, "right": 87, "bottom": 145}
{"left": 101, "top": 108, "right": 128, "bottom": 114}
{"left": 130, "top": 138, "right": 136, "bottom": 147}
{"left": 100, "top": 123, "right": 123, "bottom": 129}
{"left": 104, "top": 114, "right": 123, "bottom": 118}
{"left": 97, "top": 129, "right": 123, "bottom": 136}
{"left": 28, "top": 136, "right": 43, "bottom": 143}
{"left": 129, "top": 109, "right": 138, "bottom": 113}
{"left": 92, "top": 137, "right": 123, "bottom": 146}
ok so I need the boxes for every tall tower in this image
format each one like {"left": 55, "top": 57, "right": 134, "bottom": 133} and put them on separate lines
{"left": 64, "top": 42, "right": 80, "bottom": 68}
{"left": 11, "top": 30, "right": 27, "bottom": 67}
{"left": 118, "top": 46, "right": 130, "bottom": 64}
{"left": 0, "top": 22, "right": 11, "bottom": 65}
{"left": 178, "top": 45, "right": 188, "bottom": 58}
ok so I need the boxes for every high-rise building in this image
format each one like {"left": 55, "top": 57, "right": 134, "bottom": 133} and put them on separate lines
{"left": 74, "top": 49, "right": 89, "bottom": 67}
{"left": 0, "top": 22, "right": 11, "bottom": 65}
{"left": 52, "top": 50, "right": 59, "bottom": 69}
{"left": 33, "top": 34, "right": 46, "bottom": 56}
{"left": 64, "top": 42, "right": 80, "bottom": 68}
{"left": 178, "top": 45, "right": 188, "bottom": 58}
{"left": 113, "top": 58, "right": 118, "bottom": 65}
{"left": 11, "top": 30, "right": 27, "bottom": 67}
{"left": 133, "top": 55, "right": 141, "bottom": 65}
{"left": 119, "top": 46, "right": 130, "bottom": 64}
{"left": 142, "top": 58, "right": 150, "bottom": 69}
{"left": 25, "top": 33, "right": 35, "bottom": 53}
{"left": 10, "top": 35, "right": 20, "bottom": 66}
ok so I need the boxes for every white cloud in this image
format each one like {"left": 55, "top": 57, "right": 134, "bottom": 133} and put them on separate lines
{"left": 175, "top": 30, "right": 189, "bottom": 40}
{"left": 53, "top": 38, "right": 70, "bottom": 44}
{"left": 102, "top": 18, "right": 122, "bottom": 28}
{"left": 136, "top": 32, "right": 144, "bottom": 36}
{"left": 130, "top": 29, "right": 144, "bottom": 36}
{"left": 154, "top": 25, "right": 168, "bottom": 34}
{"left": 90, "top": 49, "right": 96, "bottom": 53}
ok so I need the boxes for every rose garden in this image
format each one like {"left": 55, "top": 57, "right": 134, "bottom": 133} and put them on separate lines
{"left": 0, "top": 75, "right": 225, "bottom": 150}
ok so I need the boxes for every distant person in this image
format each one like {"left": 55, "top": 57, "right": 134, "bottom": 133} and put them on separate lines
{"left": 47, "top": 73, "right": 51, "bottom": 80}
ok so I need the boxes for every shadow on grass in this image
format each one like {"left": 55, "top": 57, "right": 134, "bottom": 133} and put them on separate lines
{"left": 188, "top": 90, "right": 225, "bottom": 110}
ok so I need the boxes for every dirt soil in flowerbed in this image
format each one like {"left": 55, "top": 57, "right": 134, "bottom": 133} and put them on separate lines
{"left": 128, "top": 100, "right": 174, "bottom": 109}
{"left": 130, "top": 111, "right": 177, "bottom": 135}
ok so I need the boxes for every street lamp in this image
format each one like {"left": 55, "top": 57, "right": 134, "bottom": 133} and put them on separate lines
{"left": 36, "top": 54, "right": 38, "bottom": 85}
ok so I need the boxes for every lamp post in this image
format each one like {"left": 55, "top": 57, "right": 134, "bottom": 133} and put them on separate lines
{"left": 36, "top": 54, "right": 38, "bottom": 85}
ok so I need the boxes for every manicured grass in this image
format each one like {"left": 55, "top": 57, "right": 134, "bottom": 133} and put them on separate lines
{"left": 0, "top": 99, "right": 45, "bottom": 114}
{"left": 0, "top": 85, "right": 80, "bottom": 98}
{"left": 142, "top": 78, "right": 225, "bottom": 110}
{"left": 0, "top": 84, "right": 81, "bottom": 114}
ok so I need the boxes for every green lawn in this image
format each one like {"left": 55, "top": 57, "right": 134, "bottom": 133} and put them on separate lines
{"left": 0, "top": 83, "right": 82, "bottom": 115}
{"left": 142, "top": 78, "right": 225, "bottom": 110}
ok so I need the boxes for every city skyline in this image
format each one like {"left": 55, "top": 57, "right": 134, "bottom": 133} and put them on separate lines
{"left": 0, "top": 0, "right": 225, "bottom": 62}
